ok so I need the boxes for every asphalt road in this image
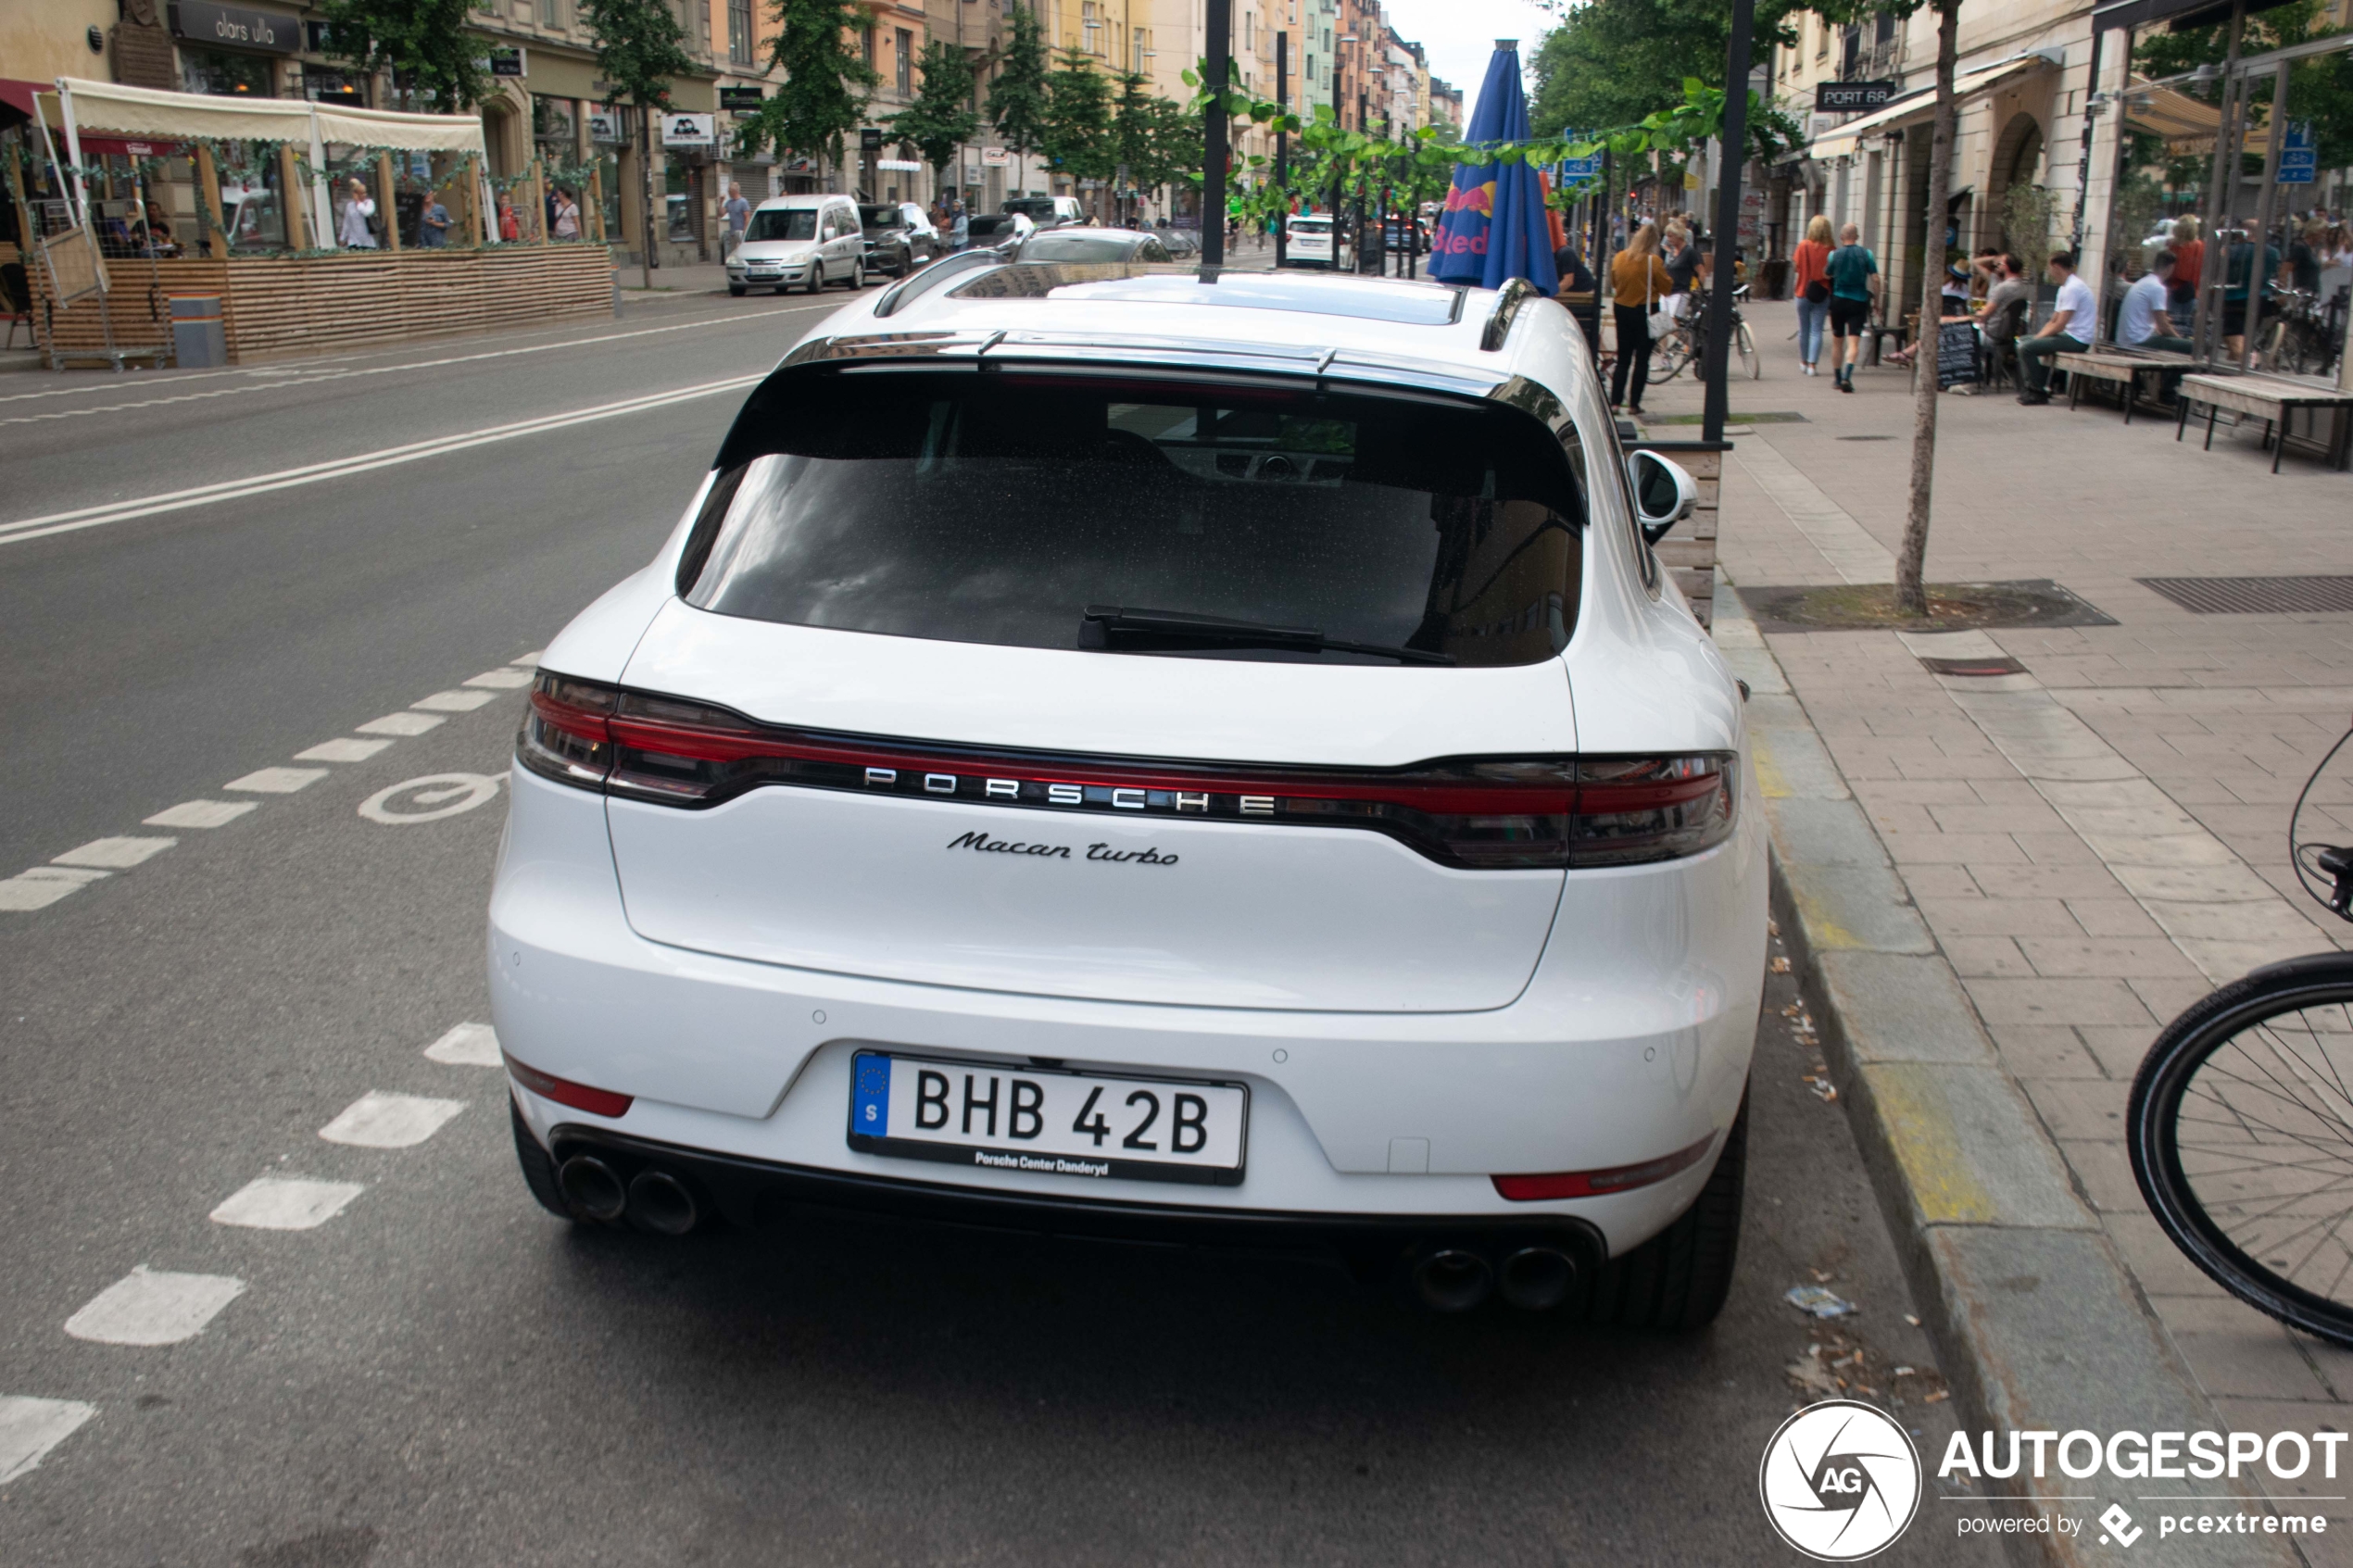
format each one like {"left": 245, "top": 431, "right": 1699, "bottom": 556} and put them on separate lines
{"left": 0, "top": 277, "right": 1998, "bottom": 1566}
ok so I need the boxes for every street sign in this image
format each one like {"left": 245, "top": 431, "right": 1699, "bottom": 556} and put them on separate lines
{"left": 487, "top": 46, "right": 524, "bottom": 78}
{"left": 1557, "top": 153, "right": 1603, "bottom": 182}
{"left": 982, "top": 146, "right": 1010, "bottom": 167}
{"left": 2280, "top": 121, "right": 2316, "bottom": 184}
{"left": 720, "top": 86, "right": 765, "bottom": 112}
{"left": 860, "top": 127, "right": 885, "bottom": 152}
{"left": 661, "top": 112, "right": 715, "bottom": 147}
{"left": 1816, "top": 80, "right": 1895, "bottom": 113}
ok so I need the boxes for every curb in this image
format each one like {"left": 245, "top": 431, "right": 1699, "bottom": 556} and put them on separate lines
{"left": 1714, "top": 585, "right": 2295, "bottom": 1568}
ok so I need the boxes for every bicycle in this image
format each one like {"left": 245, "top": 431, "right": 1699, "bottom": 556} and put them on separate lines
{"left": 2259, "top": 284, "right": 2334, "bottom": 379}
{"left": 1645, "top": 285, "right": 1759, "bottom": 386}
{"left": 2129, "top": 722, "right": 2353, "bottom": 1345}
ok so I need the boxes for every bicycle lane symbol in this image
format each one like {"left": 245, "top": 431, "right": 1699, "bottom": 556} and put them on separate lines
{"left": 359, "top": 772, "right": 505, "bottom": 824}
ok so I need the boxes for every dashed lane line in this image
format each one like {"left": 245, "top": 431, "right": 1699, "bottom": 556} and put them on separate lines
{"left": 425, "top": 1022, "right": 504, "bottom": 1066}
{"left": 0, "top": 299, "right": 829, "bottom": 416}
{"left": 0, "top": 1397, "right": 97, "bottom": 1486}
{"left": 209, "top": 1177, "right": 367, "bottom": 1232}
{"left": 0, "top": 374, "right": 764, "bottom": 547}
{"left": 63, "top": 1268, "right": 246, "bottom": 1347}
{"left": 318, "top": 1092, "right": 468, "bottom": 1149}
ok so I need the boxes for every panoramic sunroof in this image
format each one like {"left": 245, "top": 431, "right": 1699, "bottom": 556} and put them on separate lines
{"left": 949, "top": 265, "right": 1466, "bottom": 326}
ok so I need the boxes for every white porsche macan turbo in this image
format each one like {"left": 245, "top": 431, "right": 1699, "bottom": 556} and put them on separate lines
{"left": 491, "top": 258, "right": 1767, "bottom": 1325}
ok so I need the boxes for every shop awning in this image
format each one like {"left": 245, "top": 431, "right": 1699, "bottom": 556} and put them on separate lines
{"left": 2119, "top": 76, "right": 2273, "bottom": 155}
{"left": 2093, "top": 0, "right": 2304, "bottom": 34}
{"left": 52, "top": 77, "right": 486, "bottom": 156}
{"left": 1809, "top": 51, "right": 2059, "bottom": 161}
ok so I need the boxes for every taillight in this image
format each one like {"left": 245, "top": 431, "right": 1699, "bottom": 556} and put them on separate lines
{"left": 1491, "top": 1132, "right": 1718, "bottom": 1200}
{"left": 504, "top": 1052, "right": 634, "bottom": 1119}
{"left": 518, "top": 674, "right": 1735, "bottom": 869}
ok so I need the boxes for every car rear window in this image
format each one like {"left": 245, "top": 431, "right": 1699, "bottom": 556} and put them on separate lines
{"left": 1020, "top": 234, "right": 1139, "bottom": 263}
{"left": 685, "top": 368, "right": 1586, "bottom": 668}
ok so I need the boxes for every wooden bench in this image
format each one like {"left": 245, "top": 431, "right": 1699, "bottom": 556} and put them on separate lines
{"left": 2175, "top": 372, "right": 2353, "bottom": 472}
{"left": 2056, "top": 349, "right": 2196, "bottom": 423}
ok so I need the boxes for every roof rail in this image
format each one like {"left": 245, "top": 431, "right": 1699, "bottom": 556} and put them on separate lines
{"left": 1479, "top": 277, "right": 1540, "bottom": 352}
{"left": 873, "top": 247, "right": 1005, "bottom": 319}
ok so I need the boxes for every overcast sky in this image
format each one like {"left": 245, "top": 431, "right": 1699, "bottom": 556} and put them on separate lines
{"left": 1377, "top": 0, "right": 1557, "bottom": 128}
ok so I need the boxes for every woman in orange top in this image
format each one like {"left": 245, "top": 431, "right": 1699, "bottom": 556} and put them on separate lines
{"left": 1608, "top": 221, "right": 1676, "bottom": 413}
{"left": 1791, "top": 213, "right": 1834, "bottom": 376}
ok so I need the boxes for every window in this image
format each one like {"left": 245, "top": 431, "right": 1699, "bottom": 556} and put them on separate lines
{"left": 539, "top": 0, "right": 563, "bottom": 23}
{"left": 1081, "top": 1, "right": 1103, "bottom": 54}
{"left": 896, "top": 28, "right": 912, "bottom": 94}
{"left": 1133, "top": 25, "right": 1148, "bottom": 72}
{"left": 689, "top": 370, "right": 1588, "bottom": 668}
{"left": 747, "top": 208, "right": 818, "bottom": 240}
{"left": 861, "top": 25, "right": 875, "bottom": 67}
{"left": 728, "top": 0, "right": 751, "bottom": 63}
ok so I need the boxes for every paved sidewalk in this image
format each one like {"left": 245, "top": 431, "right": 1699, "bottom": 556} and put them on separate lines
{"left": 1646, "top": 297, "right": 2353, "bottom": 1556}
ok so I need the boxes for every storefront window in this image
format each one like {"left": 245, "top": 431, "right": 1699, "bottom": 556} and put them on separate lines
{"left": 219, "top": 142, "right": 288, "bottom": 251}
{"left": 181, "top": 48, "right": 274, "bottom": 98}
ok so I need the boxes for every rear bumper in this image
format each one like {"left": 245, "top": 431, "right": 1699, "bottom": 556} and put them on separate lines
{"left": 541, "top": 1120, "right": 1607, "bottom": 1277}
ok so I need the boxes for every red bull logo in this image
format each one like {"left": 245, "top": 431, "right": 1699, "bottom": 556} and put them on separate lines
{"left": 1441, "top": 181, "right": 1497, "bottom": 218}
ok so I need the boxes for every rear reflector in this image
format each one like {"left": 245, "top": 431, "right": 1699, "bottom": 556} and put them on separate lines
{"left": 504, "top": 1053, "right": 634, "bottom": 1119}
{"left": 519, "top": 673, "right": 1736, "bottom": 870}
{"left": 1491, "top": 1132, "right": 1718, "bottom": 1201}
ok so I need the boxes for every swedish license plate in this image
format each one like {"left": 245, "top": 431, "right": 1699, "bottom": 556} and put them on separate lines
{"left": 848, "top": 1051, "right": 1247, "bottom": 1185}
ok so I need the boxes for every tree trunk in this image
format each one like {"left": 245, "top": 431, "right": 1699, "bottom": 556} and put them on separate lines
{"left": 1894, "top": 0, "right": 1960, "bottom": 619}
{"left": 640, "top": 104, "right": 656, "bottom": 291}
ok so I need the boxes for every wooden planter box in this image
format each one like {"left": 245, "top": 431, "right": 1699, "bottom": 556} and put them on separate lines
{"left": 1622, "top": 438, "right": 1724, "bottom": 630}
{"left": 29, "top": 245, "right": 616, "bottom": 366}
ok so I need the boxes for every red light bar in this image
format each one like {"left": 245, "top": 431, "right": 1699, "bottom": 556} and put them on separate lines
{"left": 505, "top": 1053, "right": 634, "bottom": 1119}
{"left": 1491, "top": 1132, "right": 1718, "bottom": 1201}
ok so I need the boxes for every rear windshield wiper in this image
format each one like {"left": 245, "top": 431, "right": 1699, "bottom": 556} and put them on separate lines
{"left": 1080, "top": 605, "right": 1453, "bottom": 666}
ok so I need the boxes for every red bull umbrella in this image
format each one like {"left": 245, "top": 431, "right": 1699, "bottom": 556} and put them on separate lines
{"left": 1428, "top": 42, "right": 1558, "bottom": 294}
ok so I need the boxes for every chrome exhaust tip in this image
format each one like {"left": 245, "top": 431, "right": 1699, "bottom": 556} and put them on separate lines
{"left": 1497, "top": 1246, "right": 1578, "bottom": 1311}
{"left": 557, "top": 1155, "right": 626, "bottom": 1222}
{"left": 1412, "top": 1248, "right": 1493, "bottom": 1312}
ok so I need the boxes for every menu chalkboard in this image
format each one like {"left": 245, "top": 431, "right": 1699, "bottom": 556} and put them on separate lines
{"left": 1936, "top": 320, "right": 1978, "bottom": 389}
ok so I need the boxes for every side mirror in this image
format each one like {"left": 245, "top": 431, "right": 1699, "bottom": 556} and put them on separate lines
{"left": 1628, "top": 451, "right": 1698, "bottom": 545}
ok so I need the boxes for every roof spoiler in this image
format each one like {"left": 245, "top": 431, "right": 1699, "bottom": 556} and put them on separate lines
{"left": 873, "top": 248, "right": 1006, "bottom": 319}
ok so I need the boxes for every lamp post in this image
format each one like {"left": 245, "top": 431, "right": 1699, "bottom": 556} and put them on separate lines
{"left": 1332, "top": 33, "right": 1358, "bottom": 262}
{"left": 1275, "top": 31, "right": 1289, "bottom": 267}
{"left": 1204, "top": 0, "right": 1230, "bottom": 265}
{"left": 1699, "top": 0, "right": 1754, "bottom": 444}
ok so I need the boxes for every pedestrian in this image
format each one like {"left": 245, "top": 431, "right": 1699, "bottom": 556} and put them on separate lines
{"left": 2167, "top": 215, "right": 2204, "bottom": 315}
{"left": 1792, "top": 213, "right": 1833, "bottom": 376}
{"left": 1607, "top": 220, "right": 1674, "bottom": 414}
{"left": 2016, "top": 250, "right": 2095, "bottom": 405}
{"left": 723, "top": 181, "right": 750, "bottom": 257}
{"left": 336, "top": 178, "right": 378, "bottom": 250}
{"left": 2221, "top": 220, "right": 2278, "bottom": 360}
{"left": 418, "top": 189, "right": 453, "bottom": 248}
{"left": 1824, "top": 221, "right": 1879, "bottom": 394}
{"left": 552, "top": 187, "right": 581, "bottom": 243}
{"left": 1554, "top": 238, "right": 1600, "bottom": 358}
{"left": 1661, "top": 222, "right": 1705, "bottom": 329}
{"left": 951, "top": 199, "right": 970, "bottom": 252}
{"left": 2117, "top": 249, "right": 2194, "bottom": 401}
{"left": 497, "top": 193, "right": 522, "bottom": 243}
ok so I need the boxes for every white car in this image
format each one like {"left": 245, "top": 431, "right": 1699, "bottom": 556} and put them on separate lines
{"left": 1286, "top": 214, "right": 1336, "bottom": 268}
{"left": 493, "top": 262, "right": 1766, "bottom": 1324}
{"left": 727, "top": 194, "right": 866, "bottom": 295}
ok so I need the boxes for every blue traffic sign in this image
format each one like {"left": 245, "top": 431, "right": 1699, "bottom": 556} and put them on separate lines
{"left": 2280, "top": 121, "right": 2316, "bottom": 184}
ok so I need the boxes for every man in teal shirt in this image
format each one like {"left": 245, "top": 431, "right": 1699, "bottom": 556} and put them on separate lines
{"left": 1824, "top": 222, "right": 1879, "bottom": 393}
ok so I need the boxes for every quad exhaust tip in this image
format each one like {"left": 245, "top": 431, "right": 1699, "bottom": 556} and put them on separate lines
{"left": 558, "top": 1155, "right": 626, "bottom": 1222}
{"left": 1413, "top": 1248, "right": 1493, "bottom": 1312}
{"left": 1498, "top": 1246, "right": 1578, "bottom": 1311}
{"left": 627, "top": 1169, "right": 700, "bottom": 1236}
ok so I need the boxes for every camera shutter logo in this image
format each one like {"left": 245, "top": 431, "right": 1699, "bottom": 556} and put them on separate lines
{"left": 1758, "top": 1400, "right": 1921, "bottom": 1560}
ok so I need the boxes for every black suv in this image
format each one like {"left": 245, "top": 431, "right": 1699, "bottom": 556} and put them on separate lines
{"left": 858, "top": 204, "right": 938, "bottom": 277}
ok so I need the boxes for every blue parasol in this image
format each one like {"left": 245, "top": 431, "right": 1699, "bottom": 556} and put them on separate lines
{"left": 1428, "top": 41, "right": 1557, "bottom": 293}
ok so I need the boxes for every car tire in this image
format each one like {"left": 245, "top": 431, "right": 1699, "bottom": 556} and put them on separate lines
{"left": 511, "top": 1098, "right": 575, "bottom": 1221}
{"left": 728, "top": 284, "right": 746, "bottom": 297}
{"left": 1574, "top": 1085, "right": 1747, "bottom": 1331}
{"left": 849, "top": 257, "right": 864, "bottom": 289}
{"left": 805, "top": 263, "right": 824, "bottom": 295}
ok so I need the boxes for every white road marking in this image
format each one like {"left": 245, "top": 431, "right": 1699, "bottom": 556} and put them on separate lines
{"left": 295, "top": 738, "right": 393, "bottom": 763}
{"left": 209, "top": 1176, "right": 365, "bottom": 1231}
{"left": 356, "top": 711, "right": 445, "bottom": 737}
{"left": 318, "top": 1091, "right": 466, "bottom": 1148}
{"left": 359, "top": 773, "right": 504, "bottom": 824}
{"left": 462, "top": 669, "right": 535, "bottom": 690}
{"left": 64, "top": 1267, "right": 245, "bottom": 1346}
{"left": 0, "top": 868, "right": 108, "bottom": 911}
{"left": 424, "top": 1022, "right": 502, "bottom": 1066}
{"left": 51, "top": 836, "right": 175, "bottom": 869}
{"left": 0, "top": 375, "right": 766, "bottom": 546}
{"left": 411, "top": 689, "right": 497, "bottom": 713}
{"left": 224, "top": 767, "right": 329, "bottom": 794}
{"left": 145, "top": 799, "right": 257, "bottom": 829}
{"left": 517, "top": 650, "right": 547, "bottom": 665}
{"left": 0, "top": 304, "right": 821, "bottom": 415}
{"left": 0, "top": 1396, "right": 97, "bottom": 1486}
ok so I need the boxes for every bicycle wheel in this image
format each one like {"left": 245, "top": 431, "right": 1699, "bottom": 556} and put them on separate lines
{"left": 1738, "top": 321, "right": 1759, "bottom": 380}
{"left": 1647, "top": 337, "right": 1688, "bottom": 384}
{"left": 2131, "top": 952, "right": 2353, "bottom": 1346}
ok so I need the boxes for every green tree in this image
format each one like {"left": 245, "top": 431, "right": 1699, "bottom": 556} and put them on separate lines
{"left": 1529, "top": 0, "right": 1806, "bottom": 142}
{"left": 736, "top": 0, "right": 881, "bottom": 177}
{"left": 1044, "top": 48, "right": 1116, "bottom": 213}
{"left": 317, "top": 0, "right": 491, "bottom": 111}
{"left": 988, "top": 3, "right": 1052, "bottom": 190}
{"left": 890, "top": 41, "right": 981, "bottom": 196}
{"left": 579, "top": 0, "right": 695, "bottom": 289}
